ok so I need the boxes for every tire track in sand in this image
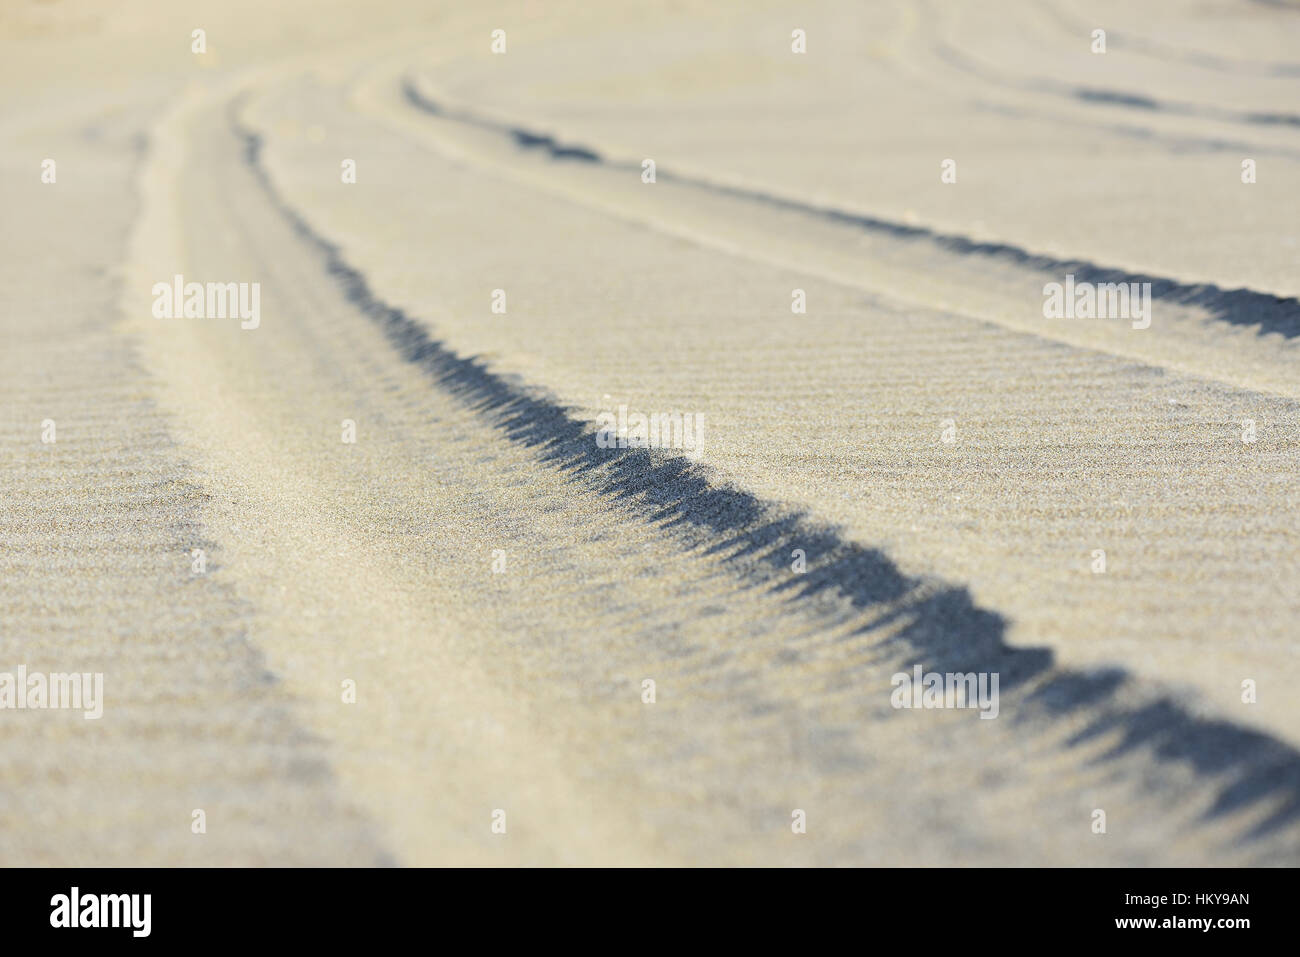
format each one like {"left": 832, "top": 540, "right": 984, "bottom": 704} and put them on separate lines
{"left": 162, "top": 80, "right": 1300, "bottom": 863}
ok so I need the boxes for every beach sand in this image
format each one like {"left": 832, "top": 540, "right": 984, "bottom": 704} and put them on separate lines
{"left": 2, "top": 0, "right": 1298, "bottom": 865}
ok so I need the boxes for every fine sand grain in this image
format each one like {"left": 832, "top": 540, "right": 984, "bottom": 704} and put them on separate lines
{"left": 2, "top": 0, "right": 1297, "bottom": 865}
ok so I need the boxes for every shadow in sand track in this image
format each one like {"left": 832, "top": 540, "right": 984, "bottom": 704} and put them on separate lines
{"left": 1043, "top": 0, "right": 1300, "bottom": 78}
{"left": 401, "top": 86, "right": 603, "bottom": 163}
{"left": 402, "top": 78, "right": 1300, "bottom": 341}
{"left": 936, "top": 41, "right": 1300, "bottom": 130}
{"left": 232, "top": 105, "right": 1300, "bottom": 845}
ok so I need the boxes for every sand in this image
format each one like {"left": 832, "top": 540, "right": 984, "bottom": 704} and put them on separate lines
{"left": 1, "top": 0, "right": 1298, "bottom": 865}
